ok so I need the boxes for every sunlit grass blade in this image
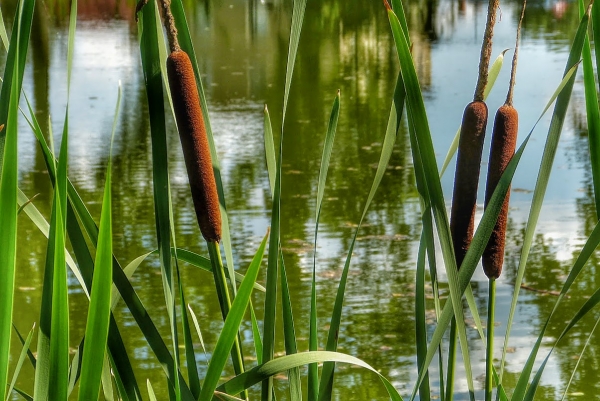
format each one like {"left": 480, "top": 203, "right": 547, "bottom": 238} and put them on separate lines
{"left": 264, "top": 105, "right": 276, "bottom": 195}
{"left": 188, "top": 304, "right": 209, "bottom": 365}
{"left": 147, "top": 380, "right": 158, "bottom": 401}
{"left": 250, "top": 301, "right": 263, "bottom": 365}
{"left": 0, "top": 23, "right": 20, "bottom": 401}
{"left": 278, "top": 255, "right": 301, "bottom": 401}
{"left": 200, "top": 231, "right": 269, "bottom": 401}
{"left": 13, "top": 324, "right": 36, "bottom": 369}
{"left": 415, "top": 216, "right": 431, "bottom": 401}
{"left": 0, "top": 6, "right": 8, "bottom": 50}
{"left": 5, "top": 323, "right": 34, "bottom": 401}
{"left": 101, "top": 356, "right": 115, "bottom": 401}
{"left": 319, "top": 72, "right": 405, "bottom": 401}
{"left": 439, "top": 50, "right": 508, "bottom": 177}
{"left": 500, "top": 7, "right": 590, "bottom": 395}
{"left": 78, "top": 83, "right": 119, "bottom": 401}
{"left": 218, "top": 351, "right": 403, "bottom": 401}
{"left": 308, "top": 90, "right": 340, "bottom": 400}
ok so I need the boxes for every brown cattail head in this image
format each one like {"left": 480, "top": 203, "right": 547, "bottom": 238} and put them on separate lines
{"left": 450, "top": 100, "right": 488, "bottom": 268}
{"left": 167, "top": 50, "right": 221, "bottom": 243}
{"left": 482, "top": 105, "right": 518, "bottom": 279}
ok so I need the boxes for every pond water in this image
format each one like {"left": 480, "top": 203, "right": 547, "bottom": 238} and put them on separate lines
{"left": 3, "top": 0, "right": 600, "bottom": 399}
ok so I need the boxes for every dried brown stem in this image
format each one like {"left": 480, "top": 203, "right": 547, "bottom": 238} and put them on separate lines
{"left": 505, "top": 0, "right": 527, "bottom": 106}
{"left": 474, "top": 0, "right": 501, "bottom": 102}
{"left": 159, "top": 0, "right": 180, "bottom": 53}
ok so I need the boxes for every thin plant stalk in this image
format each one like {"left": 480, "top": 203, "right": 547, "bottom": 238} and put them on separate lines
{"left": 207, "top": 241, "right": 247, "bottom": 397}
{"left": 485, "top": 279, "right": 496, "bottom": 401}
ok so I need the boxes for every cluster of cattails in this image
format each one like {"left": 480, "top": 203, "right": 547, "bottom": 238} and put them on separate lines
{"left": 451, "top": 0, "right": 525, "bottom": 280}
{"left": 141, "top": 0, "right": 222, "bottom": 243}
{"left": 450, "top": 0, "right": 499, "bottom": 269}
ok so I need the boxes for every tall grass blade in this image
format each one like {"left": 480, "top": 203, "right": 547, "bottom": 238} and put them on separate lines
{"left": 78, "top": 84, "right": 120, "bottom": 401}
{"left": 264, "top": 105, "right": 276, "bottom": 194}
{"left": 262, "top": 1, "right": 307, "bottom": 399}
{"left": 318, "top": 74, "right": 405, "bottom": 401}
{"left": 48, "top": 98, "right": 70, "bottom": 401}
{"left": 147, "top": 380, "right": 158, "bottom": 401}
{"left": 0, "top": 6, "right": 8, "bottom": 50}
{"left": 13, "top": 324, "right": 36, "bottom": 369}
{"left": 579, "top": 0, "right": 600, "bottom": 218}
{"left": 308, "top": 91, "right": 340, "bottom": 401}
{"left": 0, "top": 0, "right": 33, "bottom": 169}
{"left": 279, "top": 255, "right": 301, "bottom": 401}
{"left": 500, "top": 8, "right": 590, "bottom": 396}
{"left": 218, "top": 351, "right": 403, "bottom": 401}
{"left": 199, "top": 232, "right": 269, "bottom": 401}
{"left": 5, "top": 324, "right": 34, "bottom": 401}
{"left": 0, "top": 5, "right": 23, "bottom": 399}
{"left": 138, "top": 2, "right": 185, "bottom": 398}
{"left": 386, "top": 5, "right": 477, "bottom": 399}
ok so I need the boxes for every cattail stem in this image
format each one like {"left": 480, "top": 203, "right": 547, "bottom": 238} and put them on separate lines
{"left": 485, "top": 279, "right": 496, "bottom": 401}
{"left": 159, "top": 0, "right": 180, "bottom": 52}
{"left": 474, "top": 0, "right": 500, "bottom": 102}
{"left": 445, "top": 319, "right": 458, "bottom": 401}
{"left": 207, "top": 242, "right": 246, "bottom": 392}
{"left": 506, "top": 0, "right": 527, "bottom": 106}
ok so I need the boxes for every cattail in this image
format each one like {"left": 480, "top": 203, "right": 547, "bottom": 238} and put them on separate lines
{"left": 167, "top": 50, "right": 222, "bottom": 243}
{"left": 482, "top": 106, "right": 518, "bottom": 278}
{"left": 450, "top": 101, "right": 488, "bottom": 267}
{"left": 482, "top": 0, "right": 526, "bottom": 279}
{"left": 157, "top": 0, "right": 221, "bottom": 243}
{"left": 449, "top": 0, "right": 499, "bottom": 268}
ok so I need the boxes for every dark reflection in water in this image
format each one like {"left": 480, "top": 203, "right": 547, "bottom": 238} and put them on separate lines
{"left": 4, "top": 0, "right": 600, "bottom": 399}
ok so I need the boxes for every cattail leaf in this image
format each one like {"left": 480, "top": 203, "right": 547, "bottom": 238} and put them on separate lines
{"left": 440, "top": 50, "right": 508, "bottom": 177}
{"left": 187, "top": 304, "right": 208, "bottom": 361}
{"left": 217, "top": 351, "right": 403, "bottom": 401}
{"left": 5, "top": 324, "right": 34, "bottom": 401}
{"left": 264, "top": 105, "right": 276, "bottom": 196}
{"left": 499, "top": 7, "right": 590, "bottom": 398}
{"left": 309, "top": 91, "right": 340, "bottom": 401}
{"left": 138, "top": 1, "right": 190, "bottom": 398}
{"left": 250, "top": 301, "right": 263, "bottom": 365}
{"left": 12, "top": 324, "right": 36, "bottom": 369}
{"left": 0, "top": 0, "right": 33, "bottom": 171}
{"left": 559, "top": 315, "right": 600, "bottom": 401}
{"left": 0, "top": 6, "right": 9, "bottom": 51}
{"left": 415, "top": 216, "right": 431, "bottom": 401}
{"left": 0, "top": 4, "right": 27, "bottom": 399}
{"left": 319, "top": 74, "right": 405, "bottom": 401}
{"left": 579, "top": 0, "right": 600, "bottom": 218}
{"left": 262, "top": 2, "right": 306, "bottom": 400}
{"left": 147, "top": 380, "right": 158, "bottom": 401}
{"left": 278, "top": 254, "right": 302, "bottom": 401}
{"left": 386, "top": 6, "right": 476, "bottom": 399}
{"left": 78, "top": 83, "right": 119, "bottom": 401}
{"left": 199, "top": 231, "right": 269, "bottom": 401}
{"left": 101, "top": 355, "right": 115, "bottom": 401}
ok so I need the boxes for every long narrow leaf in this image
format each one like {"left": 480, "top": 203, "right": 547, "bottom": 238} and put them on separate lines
{"left": 199, "top": 232, "right": 269, "bottom": 401}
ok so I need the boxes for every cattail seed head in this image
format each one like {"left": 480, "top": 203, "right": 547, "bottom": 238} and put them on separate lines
{"left": 482, "top": 105, "right": 518, "bottom": 279}
{"left": 450, "top": 100, "right": 488, "bottom": 268}
{"left": 167, "top": 50, "right": 221, "bottom": 243}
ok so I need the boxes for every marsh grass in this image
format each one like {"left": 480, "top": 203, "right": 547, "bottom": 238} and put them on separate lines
{"left": 2, "top": 0, "right": 600, "bottom": 400}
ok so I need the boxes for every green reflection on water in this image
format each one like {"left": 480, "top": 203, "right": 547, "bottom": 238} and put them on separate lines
{"left": 4, "top": 0, "right": 600, "bottom": 399}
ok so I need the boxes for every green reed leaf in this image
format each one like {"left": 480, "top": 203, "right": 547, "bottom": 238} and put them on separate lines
{"left": 0, "top": 7, "right": 22, "bottom": 400}
{"left": 264, "top": 105, "right": 276, "bottom": 195}
{"left": 200, "top": 232, "right": 269, "bottom": 401}
{"left": 78, "top": 83, "right": 120, "bottom": 401}
{"left": 218, "top": 351, "right": 403, "bottom": 401}
{"left": 5, "top": 324, "right": 34, "bottom": 401}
